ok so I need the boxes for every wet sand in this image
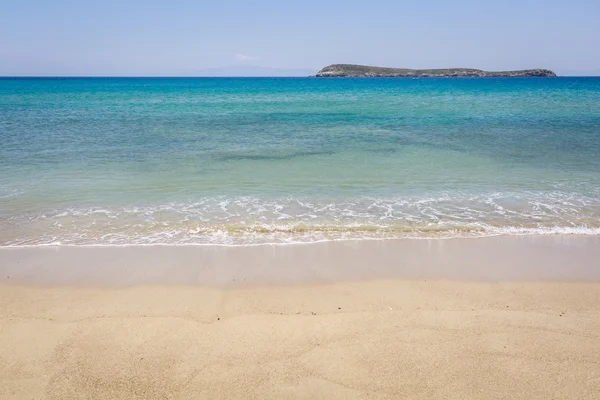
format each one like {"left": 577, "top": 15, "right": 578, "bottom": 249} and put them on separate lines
{"left": 1, "top": 236, "right": 600, "bottom": 399}
{"left": 2, "top": 236, "right": 600, "bottom": 287}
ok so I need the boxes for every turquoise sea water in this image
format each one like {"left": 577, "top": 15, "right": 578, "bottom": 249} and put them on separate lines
{"left": 1, "top": 77, "right": 599, "bottom": 245}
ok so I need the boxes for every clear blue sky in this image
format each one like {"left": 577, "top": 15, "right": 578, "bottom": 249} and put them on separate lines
{"left": 1, "top": 0, "right": 599, "bottom": 76}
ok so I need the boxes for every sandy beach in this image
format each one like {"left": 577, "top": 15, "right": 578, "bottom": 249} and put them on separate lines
{"left": 1, "top": 237, "right": 600, "bottom": 399}
{"left": 3, "top": 2, "right": 600, "bottom": 398}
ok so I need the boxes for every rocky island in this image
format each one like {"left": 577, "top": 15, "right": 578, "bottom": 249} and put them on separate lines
{"left": 314, "top": 64, "right": 557, "bottom": 77}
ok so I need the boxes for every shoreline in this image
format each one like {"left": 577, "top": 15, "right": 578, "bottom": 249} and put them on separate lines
{"left": 4, "top": 226, "right": 600, "bottom": 248}
{"left": 3, "top": 231, "right": 600, "bottom": 248}
{"left": 2, "top": 235, "right": 600, "bottom": 288}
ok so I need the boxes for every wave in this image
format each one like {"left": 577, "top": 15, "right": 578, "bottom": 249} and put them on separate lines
{"left": 2, "top": 193, "right": 600, "bottom": 246}
{"left": 3, "top": 225, "right": 600, "bottom": 248}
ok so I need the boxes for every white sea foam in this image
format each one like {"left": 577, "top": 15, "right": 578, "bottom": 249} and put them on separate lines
{"left": 2, "top": 192, "right": 600, "bottom": 247}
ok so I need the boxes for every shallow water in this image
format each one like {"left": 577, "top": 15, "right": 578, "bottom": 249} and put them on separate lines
{"left": 1, "top": 77, "right": 599, "bottom": 245}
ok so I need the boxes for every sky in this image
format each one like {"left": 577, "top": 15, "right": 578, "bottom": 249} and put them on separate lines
{"left": 1, "top": 0, "right": 599, "bottom": 76}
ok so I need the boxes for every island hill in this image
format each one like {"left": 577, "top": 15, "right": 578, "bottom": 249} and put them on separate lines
{"left": 314, "top": 64, "right": 557, "bottom": 77}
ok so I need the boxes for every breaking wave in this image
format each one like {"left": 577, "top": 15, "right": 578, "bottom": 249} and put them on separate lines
{"left": 2, "top": 192, "right": 600, "bottom": 246}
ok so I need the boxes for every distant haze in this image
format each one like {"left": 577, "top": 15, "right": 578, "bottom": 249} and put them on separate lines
{"left": 186, "top": 66, "right": 316, "bottom": 77}
{"left": 1, "top": 0, "right": 599, "bottom": 76}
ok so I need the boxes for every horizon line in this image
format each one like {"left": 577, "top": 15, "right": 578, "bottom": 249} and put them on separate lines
{"left": 3, "top": 74, "right": 600, "bottom": 78}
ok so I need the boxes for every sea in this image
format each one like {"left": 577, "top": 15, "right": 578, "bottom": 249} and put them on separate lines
{"left": 1, "top": 77, "right": 599, "bottom": 246}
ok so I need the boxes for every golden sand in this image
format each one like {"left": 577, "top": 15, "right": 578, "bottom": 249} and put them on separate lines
{"left": 2, "top": 280, "right": 600, "bottom": 399}
{"left": 1, "top": 237, "right": 600, "bottom": 399}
